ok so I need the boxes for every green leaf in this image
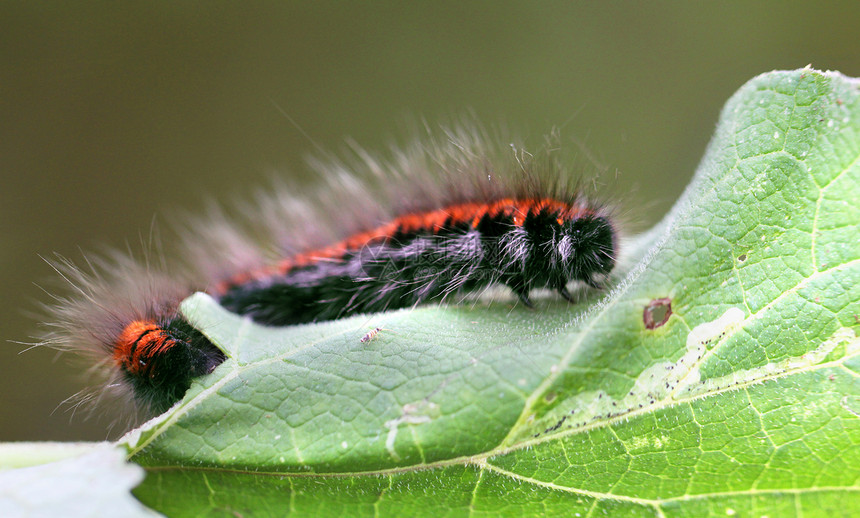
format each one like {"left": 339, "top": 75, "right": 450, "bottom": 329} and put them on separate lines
{"left": 126, "top": 68, "right": 859, "bottom": 516}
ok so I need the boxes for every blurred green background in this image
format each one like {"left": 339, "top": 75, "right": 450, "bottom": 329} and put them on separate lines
{"left": 2, "top": 2, "right": 859, "bottom": 441}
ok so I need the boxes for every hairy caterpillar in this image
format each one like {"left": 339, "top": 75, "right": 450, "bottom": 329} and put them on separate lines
{"left": 41, "top": 125, "right": 619, "bottom": 418}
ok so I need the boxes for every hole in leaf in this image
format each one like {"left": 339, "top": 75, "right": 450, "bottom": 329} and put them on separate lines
{"left": 644, "top": 298, "right": 672, "bottom": 329}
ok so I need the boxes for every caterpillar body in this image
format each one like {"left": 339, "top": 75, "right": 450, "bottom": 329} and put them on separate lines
{"left": 217, "top": 197, "right": 615, "bottom": 323}
{"left": 41, "top": 125, "right": 619, "bottom": 419}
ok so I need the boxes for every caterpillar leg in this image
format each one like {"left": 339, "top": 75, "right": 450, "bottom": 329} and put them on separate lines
{"left": 584, "top": 276, "right": 604, "bottom": 289}
{"left": 509, "top": 286, "right": 534, "bottom": 308}
{"left": 518, "top": 292, "right": 534, "bottom": 308}
{"left": 557, "top": 285, "right": 574, "bottom": 303}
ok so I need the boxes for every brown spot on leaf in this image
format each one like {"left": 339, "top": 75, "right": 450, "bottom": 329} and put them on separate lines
{"left": 644, "top": 298, "right": 672, "bottom": 330}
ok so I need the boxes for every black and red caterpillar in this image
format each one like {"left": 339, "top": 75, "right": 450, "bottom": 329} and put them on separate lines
{"left": 217, "top": 197, "right": 616, "bottom": 323}
{"left": 42, "top": 127, "right": 618, "bottom": 416}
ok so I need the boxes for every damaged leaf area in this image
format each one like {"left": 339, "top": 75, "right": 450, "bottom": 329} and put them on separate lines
{"left": 126, "top": 69, "right": 860, "bottom": 516}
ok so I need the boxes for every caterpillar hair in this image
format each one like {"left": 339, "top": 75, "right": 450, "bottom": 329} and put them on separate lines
{"left": 40, "top": 123, "right": 620, "bottom": 421}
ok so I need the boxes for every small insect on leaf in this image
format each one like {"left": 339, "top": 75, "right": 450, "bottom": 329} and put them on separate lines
{"left": 360, "top": 327, "right": 384, "bottom": 343}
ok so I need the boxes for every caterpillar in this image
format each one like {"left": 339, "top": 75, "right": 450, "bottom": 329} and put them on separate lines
{"left": 41, "top": 124, "right": 619, "bottom": 419}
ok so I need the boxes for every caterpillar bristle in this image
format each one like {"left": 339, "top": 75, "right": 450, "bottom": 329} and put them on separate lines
{"left": 38, "top": 121, "right": 622, "bottom": 426}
